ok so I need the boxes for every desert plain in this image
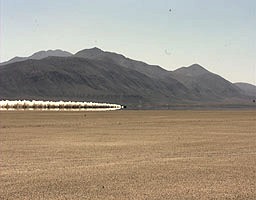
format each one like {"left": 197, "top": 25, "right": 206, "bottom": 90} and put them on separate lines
{"left": 0, "top": 110, "right": 256, "bottom": 199}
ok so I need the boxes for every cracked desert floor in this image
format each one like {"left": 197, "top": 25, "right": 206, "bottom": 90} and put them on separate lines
{"left": 1, "top": 110, "right": 256, "bottom": 199}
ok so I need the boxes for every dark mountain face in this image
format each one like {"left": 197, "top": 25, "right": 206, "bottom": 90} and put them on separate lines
{"left": 74, "top": 48, "right": 169, "bottom": 79}
{"left": 0, "top": 50, "right": 73, "bottom": 66}
{"left": 234, "top": 82, "right": 256, "bottom": 97}
{"left": 0, "top": 56, "right": 192, "bottom": 107}
{"left": 0, "top": 48, "right": 249, "bottom": 107}
{"left": 172, "top": 64, "right": 244, "bottom": 101}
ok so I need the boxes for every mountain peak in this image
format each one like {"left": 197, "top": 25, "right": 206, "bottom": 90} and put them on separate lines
{"left": 74, "top": 47, "right": 104, "bottom": 59}
{"left": 30, "top": 49, "right": 72, "bottom": 59}
{"left": 79, "top": 47, "right": 103, "bottom": 52}
{"left": 174, "top": 64, "right": 210, "bottom": 76}
{"left": 0, "top": 49, "right": 72, "bottom": 66}
{"left": 91, "top": 47, "right": 103, "bottom": 51}
{"left": 187, "top": 64, "right": 208, "bottom": 71}
{"left": 234, "top": 82, "right": 256, "bottom": 97}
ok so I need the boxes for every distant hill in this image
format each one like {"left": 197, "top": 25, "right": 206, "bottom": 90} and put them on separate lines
{"left": 172, "top": 64, "right": 244, "bottom": 101}
{"left": 0, "top": 50, "right": 73, "bottom": 66}
{"left": 0, "top": 48, "right": 252, "bottom": 108}
{"left": 234, "top": 82, "right": 256, "bottom": 97}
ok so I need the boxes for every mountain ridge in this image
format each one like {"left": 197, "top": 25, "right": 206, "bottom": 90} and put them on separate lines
{"left": 0, "top": 47, "right": 254, "bottom": 108}
{"left": 174, "top": 64, "right": 210, "bottom": 76}
{"left": 234, "top": 82, "right": 256, "bottom": 97}
{"left": 0, "top": 49, "right": 73, "bottom": 66}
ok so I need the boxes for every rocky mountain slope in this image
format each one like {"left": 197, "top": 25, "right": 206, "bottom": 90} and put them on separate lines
{"left": 234, "top": 82, "right": 256, "bottom": 97}
{"left": 172, "top": 64, "right": 244, "bottom": 101}
{"left": 0, "top": 48, "right": 252, "bottom": 108}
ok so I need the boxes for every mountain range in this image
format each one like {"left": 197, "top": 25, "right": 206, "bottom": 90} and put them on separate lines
{"left": 0, "top": 48, "right": 255, "bottom": 108}
{"left": 0, "top": 50, "right": 72, "bottom": 66}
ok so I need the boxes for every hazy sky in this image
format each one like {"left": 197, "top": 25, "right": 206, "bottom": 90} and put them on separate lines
{"left": 0, "top": 0, "right": 255, "bottom": 84}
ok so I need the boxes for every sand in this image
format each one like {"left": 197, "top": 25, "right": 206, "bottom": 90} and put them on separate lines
{"left": 1, "top": 110, "right": 256, "bottom": 199}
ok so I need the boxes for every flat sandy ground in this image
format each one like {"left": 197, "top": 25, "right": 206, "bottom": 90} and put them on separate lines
{"left": 0, "top": 110, "right": 256, "bottom": 199}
